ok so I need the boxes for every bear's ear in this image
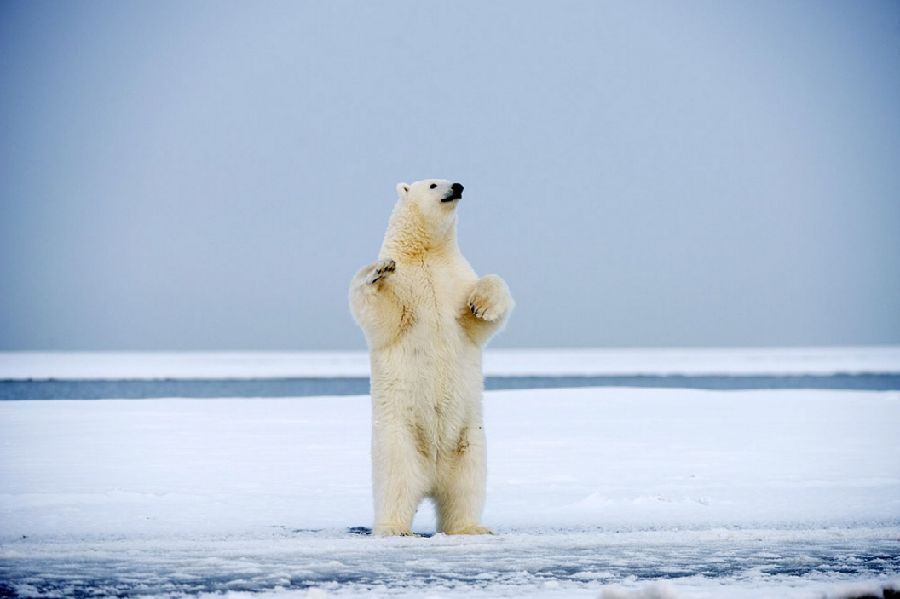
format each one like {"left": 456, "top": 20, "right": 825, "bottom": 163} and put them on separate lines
{"left": 396, "top": 182, "right": 410, "bottom": 199}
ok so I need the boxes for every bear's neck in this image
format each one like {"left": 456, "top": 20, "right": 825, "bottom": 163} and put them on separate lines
{"left": 380, "top": 203, "right": 458, "bottom": 261}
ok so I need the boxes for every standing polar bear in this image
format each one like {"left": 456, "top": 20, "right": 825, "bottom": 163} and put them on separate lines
{"left": 349, "top": 179, "right": 513, "bottom": 536}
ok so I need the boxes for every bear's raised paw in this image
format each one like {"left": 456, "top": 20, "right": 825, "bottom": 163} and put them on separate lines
{"left": 467, "top": 275, "right": 512, "bottom": 322}
{"left": 367, "top": 259, "right": 396, "bottom": 286}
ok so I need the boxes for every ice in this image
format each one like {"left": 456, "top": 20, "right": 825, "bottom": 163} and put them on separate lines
{"left": 1, "top": 387, "right": 898, "bottom": 596}
{"left": 0, "top": 351, "right": 372, "bottom": 380}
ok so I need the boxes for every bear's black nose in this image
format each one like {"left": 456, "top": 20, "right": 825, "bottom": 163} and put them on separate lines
{"left": 443, "top": 182, "right": 464, "bottom": 203}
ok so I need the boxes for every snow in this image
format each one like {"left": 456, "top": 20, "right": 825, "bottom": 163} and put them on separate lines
{"left": 0, "top": 351, "right": 371, "bottom": 380}
{"left": 1, "top": 387, "right": 898, "bottom": 597}
{"left": 1, "top": 346, "right": 899, "bottom": 380}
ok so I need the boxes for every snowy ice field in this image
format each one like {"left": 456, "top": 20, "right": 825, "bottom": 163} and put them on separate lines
{"left": 1, "top": 350, "right": 899, "bottom": 598}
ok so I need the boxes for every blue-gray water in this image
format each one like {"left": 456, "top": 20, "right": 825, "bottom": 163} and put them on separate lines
{"left": 1, "top": 374, "right": 898, "bottom": 400}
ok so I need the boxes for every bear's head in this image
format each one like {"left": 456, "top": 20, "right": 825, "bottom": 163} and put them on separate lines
{"left": 382, "top": 179, "right": 465, "bottom": 257}
{"left": 396, "top": 179, "right": 464, "bottom": 214}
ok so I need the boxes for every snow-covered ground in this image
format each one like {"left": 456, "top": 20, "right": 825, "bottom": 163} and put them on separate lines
{"left": 2, "top": 346, "right": 899, "bottom": 379}
{"left": 1, "top": 386, "right": 898, "bottom": 597}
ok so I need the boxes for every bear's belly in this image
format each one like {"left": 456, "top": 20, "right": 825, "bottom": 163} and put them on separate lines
{"left": 370, "top": 309, "right": 483, "bottom": 451}
{"left": 372, "top": 316, "right": 481, "bottom": 397}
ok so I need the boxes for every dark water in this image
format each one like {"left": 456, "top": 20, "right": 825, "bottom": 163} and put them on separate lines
{"left": 1, "top": 373, "right": 898, "bottom": 400}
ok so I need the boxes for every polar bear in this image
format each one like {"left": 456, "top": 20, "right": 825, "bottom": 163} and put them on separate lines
{"left": 349, "top": 179, "right": 513, "bottom": 536}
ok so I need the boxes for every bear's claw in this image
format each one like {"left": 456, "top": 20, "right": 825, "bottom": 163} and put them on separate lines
{"left": 373, "top": 524, "right": 413, "bottom": 536}
{"left": 367, "top": 259, "right": 396, "bottom": 285}
{"left": 469, "top": 302, "right": 495, "bottom": 321}
{"left": 467, "top": 298, "right": 499, "bottom": 322}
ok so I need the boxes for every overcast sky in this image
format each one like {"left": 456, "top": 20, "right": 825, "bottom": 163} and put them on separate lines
{"left": 1, "top": 1, "right": 899, "bottom": 350}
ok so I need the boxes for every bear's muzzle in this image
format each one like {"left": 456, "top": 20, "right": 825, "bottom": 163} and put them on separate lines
{"left": 442, "top": 182, "right": 464, "bottom": 203}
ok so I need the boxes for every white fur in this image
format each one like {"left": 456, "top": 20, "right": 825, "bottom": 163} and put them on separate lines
{"left": 349, "top": 179, "right": 513, "bottom": 536}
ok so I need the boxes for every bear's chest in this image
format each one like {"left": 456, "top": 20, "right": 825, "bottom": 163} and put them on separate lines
{"left": 396, "top": 260, "right": 473, "bottom": 330}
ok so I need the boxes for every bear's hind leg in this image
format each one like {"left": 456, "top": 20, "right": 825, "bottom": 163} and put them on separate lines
{"left": 435, "top": 426, "right": 491, "bottom": 535}
{"left": 372, "top": 425, "right": 430, "bottom": 536}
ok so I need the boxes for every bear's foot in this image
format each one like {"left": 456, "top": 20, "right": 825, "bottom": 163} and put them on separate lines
{"left": 373, "top": 523, "right": 412, "bottom": 536}
{"left": 366, "top": 258, "right": 396, "bottom": 285}
{"left": 443, "top": 525, "right": 494, "bottom": 535}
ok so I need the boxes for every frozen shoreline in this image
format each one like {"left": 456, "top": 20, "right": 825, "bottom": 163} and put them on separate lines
{"left": 2, "top": 387, "right": 898, "bottom": 597}
{"left": 2, "top": 527, "right": 898, "bottom": 598}
{"left": 1, "top": 346, "right": 899, "bottom": 380}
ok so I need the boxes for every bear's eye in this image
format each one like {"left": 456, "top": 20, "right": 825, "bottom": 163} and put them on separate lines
{"left": 430, "top": 183, "right": 437, "bottom": 189}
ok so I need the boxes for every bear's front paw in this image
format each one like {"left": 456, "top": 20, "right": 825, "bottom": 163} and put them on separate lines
{"left": 366, "top": 259, "right": 396, "bottom": 286}
{"left": 467, "top": 275, "right": 513, "bottom": 322}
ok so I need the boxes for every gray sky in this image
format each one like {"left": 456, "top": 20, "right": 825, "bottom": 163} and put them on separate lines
{"left": 1, "top": 1, "right": 899, "bottom": 351}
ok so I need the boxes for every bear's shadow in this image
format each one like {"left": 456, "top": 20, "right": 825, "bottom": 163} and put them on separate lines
{"left": 348, "top": 526, "right": 434, "bottom": 538}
